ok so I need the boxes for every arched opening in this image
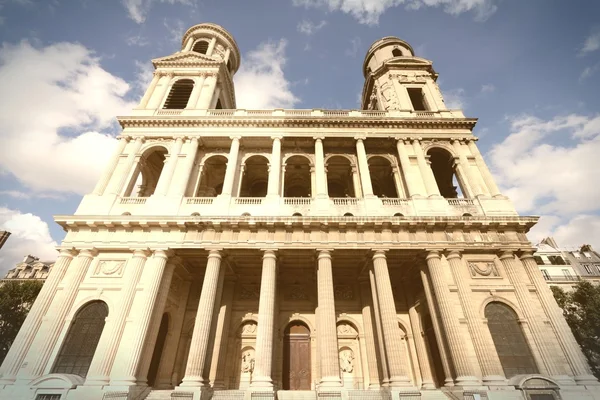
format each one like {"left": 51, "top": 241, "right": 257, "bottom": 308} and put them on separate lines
{"left": 326, "top": 156, "right": 355, "bottom": 197}
{"left": 163, "top": 79, "right": 194, "bottom": 109}
{"left": 337, "top": 322, "right": 362, "bottom": 389}
{"left": 240, "top": 155, "right": 269, "bottom": 197}
{"left": 196, "top": 155, "right": 227, "bottom": 197}
{"left": 192, "top": 40, "right": 209, "bottom": 54}
{"left": 147, "top": 313, "right": 169, "bottom": 387}
{"left": 51, "top": 301, "right": 108, "bottom": 378}
{"left": 292, "top": 213, "right": 302, "bottom": 217}
{"left": 283, "top": 322, "right": 311, "bottom": 390}
{"left": 344, "top": 213, "right": 354, "bottom": 217}
{"left": 284, "top": 156, "right": 312, "bottom": 197}
{"left": 427, "top": 147, "right": 464, "bottom": 198}
{"left": 125, "top": 147, "right": 168, "bottom": 197}
{"left": 241, "top": 212, "right": 251, "bottom": 217}
{"left": 368, "top": 156, "right": 399, "bottom": 198}
{"left": 392, "top": 48, "right": 402, "bottom": 57}
{"left": 229, "top": 321, "right": 257, "bottom": 389}
{"left": 485, "top": 302, "right": 539, "bottom": 378}
{"left": 394, "top": 213, "right": 404, "bottom": 217}
{"left": 215, "top": 99, "right": 223, "bottom": 109}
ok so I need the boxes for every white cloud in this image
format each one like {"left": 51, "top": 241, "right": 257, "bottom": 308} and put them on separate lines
{"left": 580, "top": 31, "right": 600, "bottom": 55}
{"left": 292, "top": 0, "right": 497, "bottom": 25}
{"left": 443, "top": 87, "right": 466, "bottom": 109}
{"left": 0, "top": 40, "right": 136, "bottom": 195}
{"left": 488, "top": 113, "right": 600, "bottom": 248}
{"left": 234, "top": 39, "right": 300, "bottom": 109}
{"left": 580, "top": 62, "right": 600, "bottom": 81}
{"left": 163, "top": 18, "right": 186, "bottom": 44}
{"left": 480, "top": 83, "right": 495, "bottom": 93}
{"left": 345, "top": 37, "right": 362, "bottom": 57}
{"left": 122, "top": 0, "right": 192, "bottom": 24}
{"left": 297, "top": 19, "right": 327, "bottom": 35}
{"left": 125, "top": 34, "right": 150, "bottom": 47}
{"left": 0, "top": 207, "right": 58, "bottom": 275}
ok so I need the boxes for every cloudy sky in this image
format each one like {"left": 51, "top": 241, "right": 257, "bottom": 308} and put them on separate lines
{"left": 0, "top": 0, "right": 599, "bottom": 273}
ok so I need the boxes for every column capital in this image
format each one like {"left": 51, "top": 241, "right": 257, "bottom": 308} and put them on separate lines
{"left": 152, "top": 249, "right": 173, "bottom": 260}
{"left": 132, "top": 248, "right": 152, "bottom": 258}
{"left": 229, "top": 135, "right": 242, "bottom": 141}
{"left": 261, "top": 249, "right": 277, "bottom": 260}
{"left": 425, "top": 250, "right": 441, "bottom": 261}
{"left": 444, "top": 249, "right": 463, "bottom": 260}
{"left": 207, "top": 249, "right": 223, "bottom": 259}
{"left": 316, "top": 249, "right": 333, "bottom": 259}
{"left": 517, "top": 250, "right": 536, "bottom": 260}
{"left": 313, "top": 136, "right": 325, "bottom": 141}
{"left": 117, "top": 135, "right": 132, "bottom": 142}
{"left": 497, "top": 250, "right": 515, "bottom": 260}
{"left": 133, "top": 136, "right": 146, "bottom": 143}
{"left": 271, "top": 135, "right": 283, "bottom": 141}
{"left": 354, "top": 135, "right": 366, "bottom": 141}
{"left": 78, "top": 248, "right": 99, "bottom": 258}
{"left": 57, "top": 247, "right": 79, "bottom": 258}
{"left": 372, "top": 249, "right": 388, "bottom": 260}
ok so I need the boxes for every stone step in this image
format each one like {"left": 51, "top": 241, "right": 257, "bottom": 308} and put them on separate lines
{"left": 277, "top": 390, "right": 318, "bottom": 400}
{"left": 420, "top": 391, "right": 453, "bottom": 400}
{"left": 145, "top": 390, "right": 175, "bottom": 400}
{"left": 212, "top": 390, "right": 246, "bottom": 400}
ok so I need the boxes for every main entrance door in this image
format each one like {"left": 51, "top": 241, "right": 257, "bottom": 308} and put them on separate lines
{"left": 283, "top": 322, "right": 311, "bottom": 390}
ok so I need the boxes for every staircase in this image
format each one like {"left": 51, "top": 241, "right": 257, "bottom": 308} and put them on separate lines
{"left": 145, "top": 390, "right": 175, "bottom": 400}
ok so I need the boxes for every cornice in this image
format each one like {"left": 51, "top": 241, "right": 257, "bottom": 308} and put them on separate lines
{"left": 117, "top": 116, "right": 477, "bottom": 130}
{"left": 54, "top": 215, "right": 538, "bottom": 232}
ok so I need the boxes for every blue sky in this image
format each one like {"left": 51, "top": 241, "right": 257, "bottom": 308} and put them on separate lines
{"left": 0, "top": 0, "right": 599, "bottom": 273}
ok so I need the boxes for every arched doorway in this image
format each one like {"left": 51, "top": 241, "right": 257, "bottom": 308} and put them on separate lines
{"left": 147, "top": 313, "right": 169, "bottom": 387}
{"left": 283, "top": 322, "right": 311, "bottom": 390}
{"left": 240, "top": 155, "right": 269, "bottom": 197}
{"left": 485, "top": 302, "right": 539, "bottom": 378}
{"left": 51, "top": 301, "right": 108, "bottom": 378}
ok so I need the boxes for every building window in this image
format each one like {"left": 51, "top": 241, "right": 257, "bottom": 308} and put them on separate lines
{"left": 192, "top": 40, "right": 209, "bottom": 54}
{"left": 485, "top": 302, "right": 538, "bottom": 378}
{"left": 562, "top": 269, "right": 573, "bottom": 280}
{"left": 407, "top": 87, "right": 428, "bottom": 111}
{"left": 541, "top": 269, "right": 550, "bottom": 280}
{"left": 163, "top": 79, "right": 194, "bottom": 109}
{"left": 533, "top": 256, "right": 545, "bottom": 265}
{"left": 51, "top": 301, "right": 108, "bottom": 378}
{"left": 583, "top": 251, "right": 593, "bottom": 258}
{"left": 548, "top": 255, "right": 566, "bottom": 265}
{"left": 36, "top": 395, "right": 62, "bottom": 400}
{"left": 572, "top": 252, "right": 582, "bottom": 259}
{"left": 584, "top": 264, "right": 593, "bottom": 274}
{"left": 392, "top": 48, "right": 402, "bottom": 57}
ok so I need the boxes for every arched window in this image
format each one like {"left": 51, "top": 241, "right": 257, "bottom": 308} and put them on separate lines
{"left": 195, "top": 155, "right": 227, "bottom": 197}
{"left": 51, "top": 301, "right": 108, "bottom": 378}
{"left": 368, "top": 156, "right": 400, "bottom": 198}
{"left": 124, "top": 147, "right": 168, "bottom": 197}
{"left": 327, "top": 156, "right": 355, "bottom": 197}
{"left": 163, "top": 79, "right": 194, "bottom": 109}
{"left": 192, "top": 40, "right": 209, "bottom": 54}
{"left": 427, "top": 147, "right": 465, "bottom": 198}
{"left": 239, "top": 155, "right": 269, "bottom": 197}
{"left": 485, "top": 302, "right": 538, "bottom": 378}
{"left": 284, "top": 156, "right": 312, "bottom": 197}
{"left": 392, "top": 48, "right": 402, "bottom": 57}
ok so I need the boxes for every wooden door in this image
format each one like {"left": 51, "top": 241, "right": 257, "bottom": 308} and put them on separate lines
{"left": 283, "top": 323, "right": 311, "bottom": 390}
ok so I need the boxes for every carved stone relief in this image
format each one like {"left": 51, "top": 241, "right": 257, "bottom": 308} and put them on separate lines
{"left": 241, "top": 322, "right": 257, "bottom": 335}
{"left": 241, "top": 348, "right": 255, "bottom": 373}
{"left": 337, "top": 323, "right": 357, "bottom": 336}
{"left": 238, "top": 285, "right": 260, "bottom": 300}
{"left": 93, "top": 260, "right": 126, "bottom": 277}
{"left": 334, "top": 285, "right": 353, "bottom": 300}
{"left": 339, "top": 348, "right": 354, "bottom": 373}
{"left": 469, "top": 262, "right": 500, "bottom": 278}
{"left": 284, "top": 284, "right": 309, "bottom": 301}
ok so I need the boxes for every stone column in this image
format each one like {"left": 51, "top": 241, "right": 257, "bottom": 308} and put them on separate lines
{"left": 20, "top": 249, "right": 96, "bottom": 380}
{"left": 252, "top": 250, "right": 278, "bottom": 388}
{"left": 355, "top": 137, "right": 374, "bottom": 197}
{"left": 391, "top": 167, "right": 405, "bottom": 198}
{"left": 351, "top": 166, "right": 363, "bottom": 198}
{"left": 138, "top": 72, "right": 161, "bottom": 109}
{"left": 155, "top": 137, "right": 184, "bottom": 196}
{"left": 369, "top": 269, "right": 390, "bottom": 386}
{"left": 85, "top": 250, "right": 151, "bottom": 385}
{"left": 371, "top": 251, "right": 412, "bottom": 387}
{"left": 187, "top": 75, "right": 206, "bottom": 109}
{"left": 210, "top": 281, "right": 235, "bottom": 389}
{"left": 197, "top": 74, "right": 217, "bottom": 109}
{"left": 180, "top": 250, "right": 223, "bottom": 387}
{"left": 207, "top": 38, "right": 217, "bottom": 56}
{"left": 93, "top": 137, "right": 130, "bottom": 195}
{"left": 425, "top": 251, "right": 478, "bottom": 385}
{"left": 407, "top": 300, "right": 435, "bottom": 390}
{"left": 466, "top": 140, "right": 501, "bottom": 197}
{"left": 314, "top": 138, "right": 327, "bottom": 197}
{"left": 148, "top": 73, "right": 174, "bottom": 109}
{"left": 109, "top": 250, "right": 173, "bottom": 385}
{"left": 170, "top": 137, "right": 200, "bottom": 197}
{"left": 267, "top": 137, "right": 282, "bottom": 197}
{"left": 396, "top": 139, "right": 422, "bottom": 197}
{"left": 316, "top": 250, "right": 342, "bottom": 387}
{"left": 0, "top": 249, "right": 77, "bottom": 384}
{"left": 419, "top": 268, "right": 454, "bottom": 386}
{"left": 451, "top": 140, "right": 482, "bottom": 197}
{"left": 445, "top": 250, "right": 505, "bottom": 385}
{"left": 221, "top": 137, "right": 241, "bottom": 196}
{"left": 359, "top": 279, "right": 381, "bottom": 388}
{"left": 107, "top": 136, "right": 145, "bottom": 196}
{"left": 517, "top": 252, "right": 598, "bottom": 384}
{"left": 413, "top": 140, "right": 440, "bottom": 197}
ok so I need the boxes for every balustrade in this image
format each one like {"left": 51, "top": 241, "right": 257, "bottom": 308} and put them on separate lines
{"left": 120, "top": 197, "right": 147, "bottom": 205}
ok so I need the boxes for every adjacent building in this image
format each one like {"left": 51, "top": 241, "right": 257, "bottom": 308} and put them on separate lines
{"left": 0, "top": 23, "right": 598, "bottom": 400}
{"left": 2, "top": 255, "right": 54, "bottom": 283}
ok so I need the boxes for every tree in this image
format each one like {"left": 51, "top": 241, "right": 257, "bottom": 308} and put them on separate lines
{"left": 0, "top": 280, "right": 43, "bottom": 364}
{"left": 551, "top": 281, "right": 600, "bottom": 379}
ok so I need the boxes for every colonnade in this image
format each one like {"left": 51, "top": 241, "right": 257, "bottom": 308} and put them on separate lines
{"left": 94, "top": 135, "right": 500, "bottom": 201}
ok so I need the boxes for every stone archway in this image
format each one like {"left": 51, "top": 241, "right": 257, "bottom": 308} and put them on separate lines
{"left": 282, "top": 322, "right": 311, "bottom": 390}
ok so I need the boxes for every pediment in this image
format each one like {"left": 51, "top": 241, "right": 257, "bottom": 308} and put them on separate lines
{"left": 152, "top": 52, "right": 220, "bottom": 67}
{"left": 385, "top": 57, "right": 433, "bottom": 68}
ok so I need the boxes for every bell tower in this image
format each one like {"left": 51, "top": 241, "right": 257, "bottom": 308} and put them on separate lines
{"left": 136, "top": 23, "right": 241, "bottom": 111}
{"left": 361, "top": 37, "right": 447, "bottom": 113}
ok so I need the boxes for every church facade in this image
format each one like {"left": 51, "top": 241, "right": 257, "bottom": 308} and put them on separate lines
{"left": 0, "top": 23, "right": 598, "bottom": 400}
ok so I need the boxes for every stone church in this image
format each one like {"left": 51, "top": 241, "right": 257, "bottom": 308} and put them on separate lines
{"left": 0, "top": 23, "right": 598, "bottom": 400}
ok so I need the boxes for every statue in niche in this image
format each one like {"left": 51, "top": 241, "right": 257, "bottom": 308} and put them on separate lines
{"left": 339, "top": 349, "right": 354, "bottom": 373}
{"left": 241, "top": 350, "right": 255, "bottom": 373}
{"left": 241, "top": 322, "right": 257, "bottom": 334}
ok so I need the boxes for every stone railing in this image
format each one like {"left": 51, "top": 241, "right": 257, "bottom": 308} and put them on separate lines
{"left": 284, "top": 198, "right": 313, "bottom": 205}
{"left": 149, "top": 109, "right": 466, "bottom": 119}
{"left": 381, "top": 198, "right": 410, "bottom": 206}
{"left": 119, "top": 197, "right": 147, "bottom": 204}
{"left": 447, "top": 199, "right": 475, "bottom": 206}
{"left": 235, "top": 197, "right": 264, "bottom": 205}
{"left": 332, "top": 198, "right": 359, "bottom": 206}
{"left": 186, "top": 197, "right": 215, "bottom": 205}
